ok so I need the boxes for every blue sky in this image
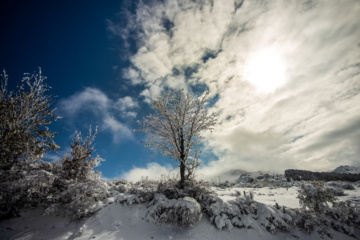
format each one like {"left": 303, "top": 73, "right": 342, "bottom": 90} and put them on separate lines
{"left": 0, "top": 0, "right": 155, "bottom": 179}
{"left": 1, "top": 0, "right": 360, "bottom": 181}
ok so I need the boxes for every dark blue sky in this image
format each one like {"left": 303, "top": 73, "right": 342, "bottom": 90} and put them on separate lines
{"left": 0, "top": 0, "right": 166, "bottom": 179}
{"left": 1, "top": 1, "right": 121, "bottom": 94}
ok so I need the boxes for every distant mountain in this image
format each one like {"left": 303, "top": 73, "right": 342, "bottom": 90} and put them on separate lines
{"left": 332, "top": 165, "right": 360, "bottom": 174}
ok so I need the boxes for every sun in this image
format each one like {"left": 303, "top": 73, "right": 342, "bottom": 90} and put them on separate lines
{"left": 244, "top": 49, "right": 287, "bottom": 93}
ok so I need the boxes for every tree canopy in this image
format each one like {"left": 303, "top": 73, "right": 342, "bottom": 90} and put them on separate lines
{"left": 137, "top": 89, "right": 217, "bottom": 188}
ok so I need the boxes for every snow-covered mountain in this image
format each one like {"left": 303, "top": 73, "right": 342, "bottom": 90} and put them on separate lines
{"left": 332, "top": 165, "right": 360, "bottom": 174}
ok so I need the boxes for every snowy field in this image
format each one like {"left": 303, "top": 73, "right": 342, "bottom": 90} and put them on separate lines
{"left": 216, "top": 185, "right": 360, "bottom": 209}
{"left": 1, "top": 181, "right": 360, "bottom": 240}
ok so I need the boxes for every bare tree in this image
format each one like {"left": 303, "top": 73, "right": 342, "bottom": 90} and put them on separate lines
{"left": 137, "top": 89, "right": 217, "bottom": 188}
{"left": 0, "top": 69, "right": 58, "bottom": 173}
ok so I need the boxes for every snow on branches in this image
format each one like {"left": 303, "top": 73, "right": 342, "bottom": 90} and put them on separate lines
{"left": 0, "top": 69, "right": 58, "bottom": 173}
{"left": 137, "top": 89, "right": 217, "bottom": 188}
{"left": 62, "top": 126, "right": 103, "bottom": 181}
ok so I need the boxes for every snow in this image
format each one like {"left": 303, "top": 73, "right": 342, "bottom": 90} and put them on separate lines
{"left": 0, "top": 202, "right": 326, "bottom": 240}
{"left": 215, "top": 187, "right": 300, "bottom": 208}
{"left": 1, "top": 184, "right": 360, "bottom": 240}
{"left": 2, "top": 167, "right": 360, "bottom": 240}
{"left": 338, "top": 186, "right": 360, "bottom": 205}
{"left": 0, "top": 208, "right": 84, "bottom": 240}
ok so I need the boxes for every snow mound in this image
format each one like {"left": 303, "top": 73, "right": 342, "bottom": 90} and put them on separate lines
{"left": 147, "top": 193, "right": 202, "bottom": 227}
{"left": 333, "top": 165, "right": 360, "bottom": 174}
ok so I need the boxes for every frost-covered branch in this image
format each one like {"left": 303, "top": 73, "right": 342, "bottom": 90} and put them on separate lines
{"left": 0, "top": 69, "right": 59, "bottom": 173}
{"left": 137, "top": 89, "right": 217, "bottom": 188}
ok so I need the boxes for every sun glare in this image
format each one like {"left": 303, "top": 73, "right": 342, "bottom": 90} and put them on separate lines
{"left": 244, "top": 49, "right": 287, "bottom": 93}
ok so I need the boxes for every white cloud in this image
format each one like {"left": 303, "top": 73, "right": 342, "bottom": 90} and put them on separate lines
{"left": 122, "top": 67, "right": 143, "bottom": 85}
{"left": 59, "top": 87, "right": 136, "bottom": 142}
{"left": 59, "top": 88, "right": 108, "bottom": 116}
{"left": 113, "top": 0, "right": 360, "bottom": 173}
{"left": 103, "top": 115, "right": 133, "bottom": 142}
{"left": 122, "top": 162, "right": 176, "bottom": 182}
{"left": 115, "top": 96, "right": 139, "bottom": 111}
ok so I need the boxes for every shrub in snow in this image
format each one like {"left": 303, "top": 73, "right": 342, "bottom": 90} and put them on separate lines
{"left": 114, "top": 182, "right": 156, "bottom": 205}
{"left": 127, "top": 187, "right": 155, "bottom": 203}
{"left": 327, "top": 181, "right": 355, "bottom": 190}
{"left": 0, "top": 69, "right": 58, "bottom": 173}
{"left": 0, "top": 69, "right": 59, "bottom": 218}
{"left": 297, "top": 181, "right": 336, "bottom": 212}
{"left": 328, "top": 187, "right": 345, "bottom": 196}
{"left": 47, "top": 178, "right": 108, "bottom": 219}
{"left": 198, "top": 192, "right": 291, "bottom": 232}
{"left": 201, "top": 194, "right": 247, "bottom": 230}
{"left": 114, "top": 178, "right": 212, "bottom": 208}
{"left": 0, "top": 161, "right": 61, "bottom": 219}
{"left": 61, "top": 127, "right": 103, "bottom": 182}
{"left": 46, "top": 127, "right": 108, "bottom": 219}
{"left": 109, "top": 178, "right": 130, "bottom": 193}
{"left": 110, "top": 178, "right": 158, "bottom": 205}
{"left": 157, "top": 181, "right": 181, "bottom": 199}
{"left": 147, "top": 193, "right": 202, "bottom": 227}
{"left": 156, "top": 177, "right": 213, "bottom": 201}
{"left": 283, "top": 200, "right": 360, "bottom": 237}
{"left": 256, "top": 203, "right": 291, "bottom": 233}
{"left": 330, "top": 201, "right": 360, "bottom": 228}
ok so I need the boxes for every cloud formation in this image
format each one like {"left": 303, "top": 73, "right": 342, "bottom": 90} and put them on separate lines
{"left": 122, "top": 162, "right": 176, "bottom": 182}
{"left": 59, "top": 87, "right": 139, "bottom": 142}
{"left": 111, "top": 0, "right": 360, "bottom": 177}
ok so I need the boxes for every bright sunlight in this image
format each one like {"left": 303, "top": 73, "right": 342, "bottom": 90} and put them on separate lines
{"left": 244, "top": 48, "right": 287, "bottom": 93}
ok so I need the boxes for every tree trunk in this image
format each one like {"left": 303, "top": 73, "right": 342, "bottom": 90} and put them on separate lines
{"left": 180, "top": 157, "right": 185, "bottom": 189}
{"left": 179, "top": 129, "right": 186, "bottom": 189}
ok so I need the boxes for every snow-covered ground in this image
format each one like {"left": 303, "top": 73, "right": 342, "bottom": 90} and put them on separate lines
{"left": 1, "top": 182, "right": 360, "bottom": 240}
{"left": 216, "top": 185, "right": 360, "bottom": 209}
{"left": 215, "top": 186, "right": 301, "bottom": 208}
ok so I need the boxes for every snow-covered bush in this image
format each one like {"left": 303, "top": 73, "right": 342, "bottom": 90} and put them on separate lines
{"left": 157, "top": 177, "right": 182, "bottom": 199}
{"left": 201, "top": 194, "right": 244, "bottom": 230}
{"left": 182, "top": 179, "right": 213, "bottom": 199}
{"left": 256, "top": 203, "right": 291, "bottom": 233}
{"left": 109, "top": 178, "right": 130, "bottom": 193}
{"left": 47, "top": 178, "right": 108, "bottom": 219}
{"left": 330, "top": 201, "right": 360, "bottom": 228}
{"left": 127, "top": 187, "right": 155, "bottom": 203}
{"left": 0, "top": 161, "right": 62, "bottom": 219}
{"left": 327, "top": 181, "right": 355, "bottom": 190}
{"left": 62, "top": 127, "right": 103, "bottom": 182}
{"left": 0, "top": 69, "right": 60, "bottom": 219}
{"left": 198, "top": 192, "right": 290, "bottom": 232}
{"left": 297, "top": 181, "right": 337, "bottom": 212}
{"left": 328, "top": 187, "right": 345, "bottom": 196}
{"left": 46, "top": 127, "right": 108, "bottom": 219}
{"left": 0, "top": 69, "right": 58, "bottom": 173}
{"left": 147, "top": 193, "right": 202, "bottom": 227}
{"left": 282, "top": 200, "right": 360, "bottom": 237}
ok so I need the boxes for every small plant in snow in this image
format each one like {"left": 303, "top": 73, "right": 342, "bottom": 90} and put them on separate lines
{"left": 297, "top": 181, "right": 337, "bottom": 213}
{"left": 62, "top": 127, "right": 102, "bottom": 181}
{"left": 48, "top": 127, "right": 107, "bottom": 219}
